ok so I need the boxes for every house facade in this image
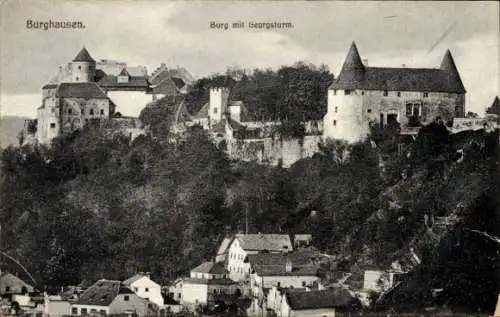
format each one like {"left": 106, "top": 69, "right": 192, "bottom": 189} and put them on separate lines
{"left": 181, "top": 262, "right": 239, "bottom": 308}
{"left": 324, "top": 42, "right": 466, "bottom": 143}
{"left": 0, "top": 272, "right": 34, "bottom": 295}
{"left": 226, "top": 234, "right": 293, "bottom": 282}
{"left": 123, "top": 273, "right": 164, "bottom": 307}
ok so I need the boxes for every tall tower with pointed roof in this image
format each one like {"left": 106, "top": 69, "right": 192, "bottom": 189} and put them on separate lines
{"left": 324, "top": 42, "right": 467, "bottom": 143}
{"left": 71, "top": 47, "right": 96, "bottom": 83}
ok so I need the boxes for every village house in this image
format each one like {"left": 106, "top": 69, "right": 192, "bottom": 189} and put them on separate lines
{"left": 0, "top": 271, "right": 34, "bottom": 295}
{"left": 247, "top": 252, "right": 321, "bottom": 315}
{"left": 279, "top": 288, "right": 360, "bottom": 317}
{"left": 167, "top": 278, "right": 183, "bottom": 302}
{"left": 71, "top": 279, "right": 157, "bottom": 316}
{"left": 44, "top": 294, "right": 72, "bottom": 317}
{"left": 225, "top": 234, "right": 293, "bottom": 282}
{"left": 123, "top": 272, "right": 164, "bottom": 307}
{"left": 363, "top": 270, "right": 405, "bottom": 293}
{"left": 181, "top": 262, "right": 239, "bottom": 309}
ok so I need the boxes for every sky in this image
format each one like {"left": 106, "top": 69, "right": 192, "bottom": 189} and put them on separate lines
{"left": 0, "top": 0, "right": 499, "bottom": 118}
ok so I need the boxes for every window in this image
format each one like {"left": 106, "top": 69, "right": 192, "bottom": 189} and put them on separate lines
{"left": 100, "top": 109, "right": 104, "bottom": 115}
{"left": 81, "top": 308, "right": 88, "bottom": 315}
{"left": 71, "top": 308, "right": 78, "bottom": 315}
{"left": 99, "top": 310, "right": 106, "bottom": 315}
{"left": 51, "top": 107, "right": 55, "bottom": 113}
{"left": 361, "top": 91, "right": 365, "bottom": 96}
{"left": 333, "top": 90, "right": 337, "bottom": 95}
{"left": 5, "top": 286, "right": 10, "bottom": 292}
{"left": 81, "top": 109, "right": 84, "bottom": 115}
{"left": 277, "top": 282, "right": 281, "bottom": 287}
{"left": 334, "top": 107, "right": 338, "bottom": 113}
{"left": 397, "top": 92, "right": 401, "bottom": 97}
{"left": 134, "top": 287, "right": 138, "bottom": 292}
{"left": 50, "top": 123, "right": 56, "bottom": 128}
{"left": 91, "top": 309, "right": 97, "bottom": 313}
{"left": 68, "top": 108, "right": 72, "bottom": 115}
{"left": 344, "top": 90, "right": 352, "bottom": 95}
{"left": 89, "top": 109, "right": 94, "bottom": 115}
{"left": 423, "top": 92, "right": 429, "bottom": 98}
{"left": 406, "top": 104, "right": 413, "bottom": 116}
{"left": 455, "top": 106, "right": 461, "bottom": 115}
{"left": 124, "top": 295, "right": 129, "bottom": 301}
{"left": 367, "top": 109, "right": 372, "bottom": 113}
{"left": 302, "top": 281, "right": 306, "bottom": 287}
{"left": 333, "top": 120, "right": 337, "bottom": 126}
{"left": 213, "top": 107, "right": 218, "bottom": 114}
{"left": 213, "top": 289, "right": 217, "bottom": 294}
{"left": 383, "top": 90, "right": 388, "bottom": 96}
{"left": 145, "top": 288, "right": 149, "bottom": 292}
{"left": 76, "top": 77, "right": 79, "bottom": 81}
{"left": 78, "top": 65, "right": 82, "bottom": 70}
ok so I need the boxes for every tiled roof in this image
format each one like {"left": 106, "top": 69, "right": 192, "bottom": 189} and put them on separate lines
{"left": 486, "top": 96, "right": 500, "bottom": 115}
{"left": 170, "top": 77, "right": 186, "bottom": 89}
{"left": 56, "top": 82, "right": 108, "bottom": 99}
{"left": 75, "top": 280, "right": 134, "bottom": 306}
{"left": 183, "top": 278, "right": 236, "bottom": 285}
{"left": 286, "top": 289, "right": 357, "bottom": 310}
{"left": 42, "top": 83, "right": 58, "bottom": 89}
{"left": 234, "top": 234, "right": 292, "bottom": 252}
{"left": 73, "top": 47, "right": 95, "bottom": 63}
{"left": 98, "top": 75, "right": 149, "bottom": 89}
{"left": 192, "top": 103, "right": 209, "bottom": 120}
{"left": 254, "top": 264, "right": 318, "bottom": 277}
{"left": 246, "top": 249, "right": 318, "bottom": 267}
{"left": 123, "top": 273, "right": 149, "bottom": 285}
{"left": 330, "top": 42, "right": 466, "bottom": 93}
{"left": 191, "top": 262, "right": 228, "bottom": 275}
{"left": 118, "top": 68, "right": 130, "bottom": 77}
{"left": 216, "top": 236, "right": 233, "bottom": 257}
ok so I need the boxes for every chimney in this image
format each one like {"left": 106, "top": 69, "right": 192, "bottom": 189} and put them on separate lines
{"left": 285, "top": 258, "right": 292, "bottom": 273}
{"left": 145, "top": 272, "right": 150, "bottom": 279}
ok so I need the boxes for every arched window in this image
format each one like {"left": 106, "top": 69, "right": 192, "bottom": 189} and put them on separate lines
{"left": 89, "top": 109, "right": 94, "bottom": 115}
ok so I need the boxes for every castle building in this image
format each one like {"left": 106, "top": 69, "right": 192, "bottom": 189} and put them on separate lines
{"left": 324, "top": 42, "right": 466, "bottom": 143}
{"left": 36, "top": 48, "right": 150, "bottom": 144}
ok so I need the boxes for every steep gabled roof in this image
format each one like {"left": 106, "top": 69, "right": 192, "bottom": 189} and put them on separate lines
{"left": 97, "top": 74, "right": 149, "bottom": 89}
{"left": 285, "top": 288, "right": 357, "bottom": 310}
{"left": 123, "top": 273, "right": 148, "bottom": 285}
{"left": 56, "top": 82, "right": 108, "bottom": 99}
{"left": 486, "top": 96, "right": 500, "bottom": 115}
{"left": 118, "top": 68, "right": 130, "bottom": 77}
{"left": 75, "top": 280, "right": 134, "bottom": 306}
{"left": 73, "top": 47, "right": 95, "bottom": 63}
{"left": 191, "top": 262, "right": 228, "bottom": 275}
{"left": 330, "top": 42, "right": 466, "bottom": 93}
{"left": 234, "top": 234, "right": 292, "bottom": 252}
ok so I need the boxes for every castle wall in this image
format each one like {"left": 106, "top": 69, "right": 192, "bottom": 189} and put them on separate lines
{"left": 36, "top": 98, "right": 60, "bottom": 144}
{"left": 60, "top": 98, "right": 110, "bottom": 133}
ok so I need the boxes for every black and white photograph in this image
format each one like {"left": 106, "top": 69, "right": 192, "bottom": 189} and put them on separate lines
{"left": 0, "top": 1, "right": 499, "bottom": 316}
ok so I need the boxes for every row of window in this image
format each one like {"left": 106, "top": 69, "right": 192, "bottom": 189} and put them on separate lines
{"left": 334, "top": 90, "right": 430, "bottom": 98}
{"left": 72, "top": 307, "right": 106, "bottom": 315}
{"left": 67, "top": 108, "right": 105, "bottom": 116}
{"left": 133, "top": 287, "right": 149, "bottom": 292}
{"left": 230, "top": 253, "right": 244, "bottom": 260}
{"left": 228, "top": 266, "right": 250, "bottom": 274}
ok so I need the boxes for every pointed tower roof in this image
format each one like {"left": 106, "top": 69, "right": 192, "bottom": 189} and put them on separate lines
{"left": 330, "top": 42, "right": 366, "bottom": 89}
{"left": 440, "top": 49, "right": 466, "bottom": 93}
{"left": 118, "top": 68, "right": 130, "bottom": 77}
{"left": 486, "top": 96, "right": 500, "bottom": 115}
{"left": 73, "top": 47, "right": 95, "bottom": 63}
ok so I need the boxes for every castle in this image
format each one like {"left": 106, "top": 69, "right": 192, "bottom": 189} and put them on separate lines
{"left": 31, "top": 43, "right": 475, "bottom": 167}
{"left": 173, "top": 42, "right": 468, "bottom": 167}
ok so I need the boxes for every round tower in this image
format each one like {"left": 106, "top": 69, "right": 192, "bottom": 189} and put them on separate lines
{"left": 71, "top": 47, "right": 96, "bottom": 82}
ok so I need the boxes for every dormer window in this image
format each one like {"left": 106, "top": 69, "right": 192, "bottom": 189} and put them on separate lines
{"left": 397, "top": 92, "right": 401, "bottom": 97}
{"left": 383, "top": 90, "right": 388, "bottom": 96}
{"left": 344, "top": 90, "right": 352, "bottom": 95}
{"left": 423, "top": 92, "right": 429, "bottom": 98}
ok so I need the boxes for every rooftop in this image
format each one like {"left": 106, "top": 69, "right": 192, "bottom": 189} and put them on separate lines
{"left": 75, "top": 280, "right": 134, "bottom": 306}
{"left": 73, "top": 47, "right": 95, "bottom": 63}
{"left": 285, "top": 288, "right": 358, "bottom": 310}
{"left": 330, "top": 42, "right": 466, "bottom": 93}
{"left": 56, "top": 82, "right": 108, "bottom": 99}
{"left": 191, "top": 262, "right": 228, "bottom": 275}
{"left": 234, "top": 233, "right": 293, "bottom": 252}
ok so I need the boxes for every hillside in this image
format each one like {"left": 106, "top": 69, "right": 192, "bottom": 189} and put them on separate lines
{"left": 0, "top": 116, "right": 28, "bottom": 148}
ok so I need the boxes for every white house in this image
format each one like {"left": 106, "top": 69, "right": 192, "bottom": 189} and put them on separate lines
{"left": 181, "top": 262, "right": 239, "bottom": 308}
{"left": 226, "top": 234, "right": 293, "bottom": 281}
{"left": 123, "top": 273, "right": 164, "bottom": 307}
{"left": 72, "top": 279, "right": 157, "bottom": 316}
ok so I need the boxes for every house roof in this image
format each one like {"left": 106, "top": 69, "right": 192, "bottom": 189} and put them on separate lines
{"left": 56, "top": 82, "right": 108, "bottom": 99}
{"left": 330, "top": 42, "right": 466, "bottom": 93}
{"left": 42, "top": 83, "right": 58, "bottom": 89}
{"left": 170, "top": 77, "right": 186, "bottom": 89}
{"left": 234, "top": 234, "right": 293, "bottom": 252}
{"left": 0, "top": 272, "right": 34, "bottom": 292}
{"left": 285, "top": 289, "right": 357, "bottom": 310}
{"left": 253, "top": 264, "right": 318, "bottom": 277}
{"left": 118, "top": 68, "right": 130, "bottom": 77}
{"left": 192, "top": 262, "right": 228, "bottom": 275}
{"left": 246, "top": 249, "right": 318, "bottom": 267}
{"left": 123, "top": 273, "right": 150, "bottom": 285}
{"left": 183, "top": 278, "right": 237, "bottom": 285}
{"left": 74, "top": 280, "right": 134, "bottom": 306}
{"left": 73, "top": 47, "right": 95, "bottom": 63}
{"left": 486, "top": 96, "right": 500, "bottom": 115}
{"left": 97, "top": 74, "right": 149, "bottom": 89}
{"left": 212, "top": 120, "right": 227, "bottom": 133}
{"left": 192, "top": 103, "right": 209, "bottom": 120}
{"left": 216, "top": 236, "right": 233, "bottom": 257}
